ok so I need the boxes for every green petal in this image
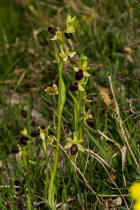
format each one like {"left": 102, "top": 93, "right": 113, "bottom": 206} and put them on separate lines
{"left": 74, "top": 67, "right": 79, "bottom": 72}
{"left": 78, "top": 144, "right": 84, "bottom": 152}
{"left": 78, "top": 84, "right": 85, "bottom": 92}
{"left": 69, "top": 51, "right": 76, "bottom": 57}
{"left": 83, "top": 71, "right": 90, "bottom": 77}
{"left": 64, "top": 142, "right": 72, "bottom": 149}
{"left": 50, "top": 34, "right": 58, "bottom": 40}
{"left": 21, "top": 128, "right": 28, "bottom": 136}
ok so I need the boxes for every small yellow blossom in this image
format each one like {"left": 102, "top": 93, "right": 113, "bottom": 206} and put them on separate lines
{"left": 129, "top": 182, "right": 140, "bottom": 200}
{"left": 59, "top": 47, "right": 76, "bottom": 63}
{"left": 134, "top": 200, "right": 140, "bottom": 210}
{"left": 50, "top": 27, "right": 62, "bottom": 41}
{"left": 45, "top": 84, "right": 58, "bottom": 95}
{"left": 65, "top": 138, "right": 84, "bottom": 152}
{"left": 129, "top": 182, "right": 140, "bottom": 210}
{"left": 83, "top": 108, "right": 92, "bottom": 120}
{"left": 82, "top": 15, "right": 93, "bottom": 22}
{"left": 65, "top": 131, "right": 84, "bottom": 152}
{"left": 74, "top": 66, "right": 90, "bottom": 77}
{"left": 48, "top": 136, "right": 57, "bottom": 147}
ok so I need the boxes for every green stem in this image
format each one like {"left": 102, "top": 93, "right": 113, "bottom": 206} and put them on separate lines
{"left": 48, "top": 57, "right": 63, "bottom": 208}
{"left": 45, "top": 141, "right": 49, "bottom": 192}
{"left": 75, "top": 92, "right": 82, "bottom": 132}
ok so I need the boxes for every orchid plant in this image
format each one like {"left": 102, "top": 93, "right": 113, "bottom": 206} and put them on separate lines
{"left": 17, "top": 13, "right": 94, "bottom": 210}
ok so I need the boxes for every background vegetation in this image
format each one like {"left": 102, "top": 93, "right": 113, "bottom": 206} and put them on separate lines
{"left": 0, "top": 0, "right": 140, "bottom": 209}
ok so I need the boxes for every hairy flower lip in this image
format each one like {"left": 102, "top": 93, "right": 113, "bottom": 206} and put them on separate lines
{"left": 64, "top": 32, "right": 73, "bottom": 39}
{"left": 69, "top": 82, "right": 78, "bottom": 92}
{"left": 70, "top": 144, "right": 78, "bottom": 155}
{"left": 30, "top": 130, "right": 40, "bottom": 137}
{"left": 86, "top": 118, "right": 95, "bottom": 127}
{"left": 75, "top": 69, "right": 83, "bottom": 81}
{"left": 19, "top": 136, "right": 29, "bottom": 146}
{"left": 48, "top": 27, "right": 57, "bottom": 35}
{"left": 11, "top": 147, "right": 19, "bottom": 154}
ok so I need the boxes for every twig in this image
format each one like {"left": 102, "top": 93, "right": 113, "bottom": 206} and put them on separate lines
{"left": 98, "top": 194, "right": 130, "bottom": 197}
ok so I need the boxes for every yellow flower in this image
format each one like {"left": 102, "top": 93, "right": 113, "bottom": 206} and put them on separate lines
{"left": 59, "top": 47, "right": 76, "bottom": 63}
{"left": 50, "top": 27, "right": 62, "bottom": 41}
{"left": 45, "top": 84, "right": 58, "bottom": 95}
{"left": 129, "top": 182, "right": 140, "bottom": 210}
{"left": 65, "top": 131, "right": 84, "bottom": 152}
{"left": 129, "top": 182, "right": 140, "bottom": 200}
{"left": 65, "top": 138, "right": 84, "bottom": 152}
{"left": 133, "top": 200, "right": 140, "bottom": 210}
{"left": 48, "top": 136, "right": 57, "bottom": 147}
{"left": 74, "top": 66, "right": 90, "bottom": 77}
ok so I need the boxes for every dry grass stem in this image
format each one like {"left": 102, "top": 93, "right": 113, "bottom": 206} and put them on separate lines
{"left": 85, "top": 148, "right": 115, "bottom": 172}
{"left": 59, "top": 144, "right": 102, "bottom": 206}
{"left": 98, "top": 130, "right": 121, "bottom": 150}
{"left": 108, "top": 76, "right": 140, "bottom": 170}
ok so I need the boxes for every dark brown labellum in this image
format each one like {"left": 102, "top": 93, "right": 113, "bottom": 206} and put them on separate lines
{"left": 48, "top": 27, "right": 57, "bottom": 35}
{"left": 64, "top": 33, "right": 73, "bottom": 39}
{"left": 19, "top": 136, "right": 29, "bottom": 146}
{"left": 70, "top": 144, "right": 78, "bottom": 155}
{"left": 30, "top": 130, "right": 40, "bottom": 137}
{"left": 52, "top": 139, "right": 57, "bottom": 146}
{"left": 86, "top": 118, "right": 95, "bottom": 127}
{"left": 67, "top": 56, "right": 78, "bottom": 65}
{"left": 75, "top": 69, "right": 83, "bottom": 81}
{"left": 41, "top": 125, "right": 46, "bottom": 129}
{"left": 11, "top": 147, "right": 19, "bottom": 154}
{"left": 69, "top": 82, "right": 78, "bottom": 92}
{"left": 15, "top": 180, "right": 20, "bottom": 186}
